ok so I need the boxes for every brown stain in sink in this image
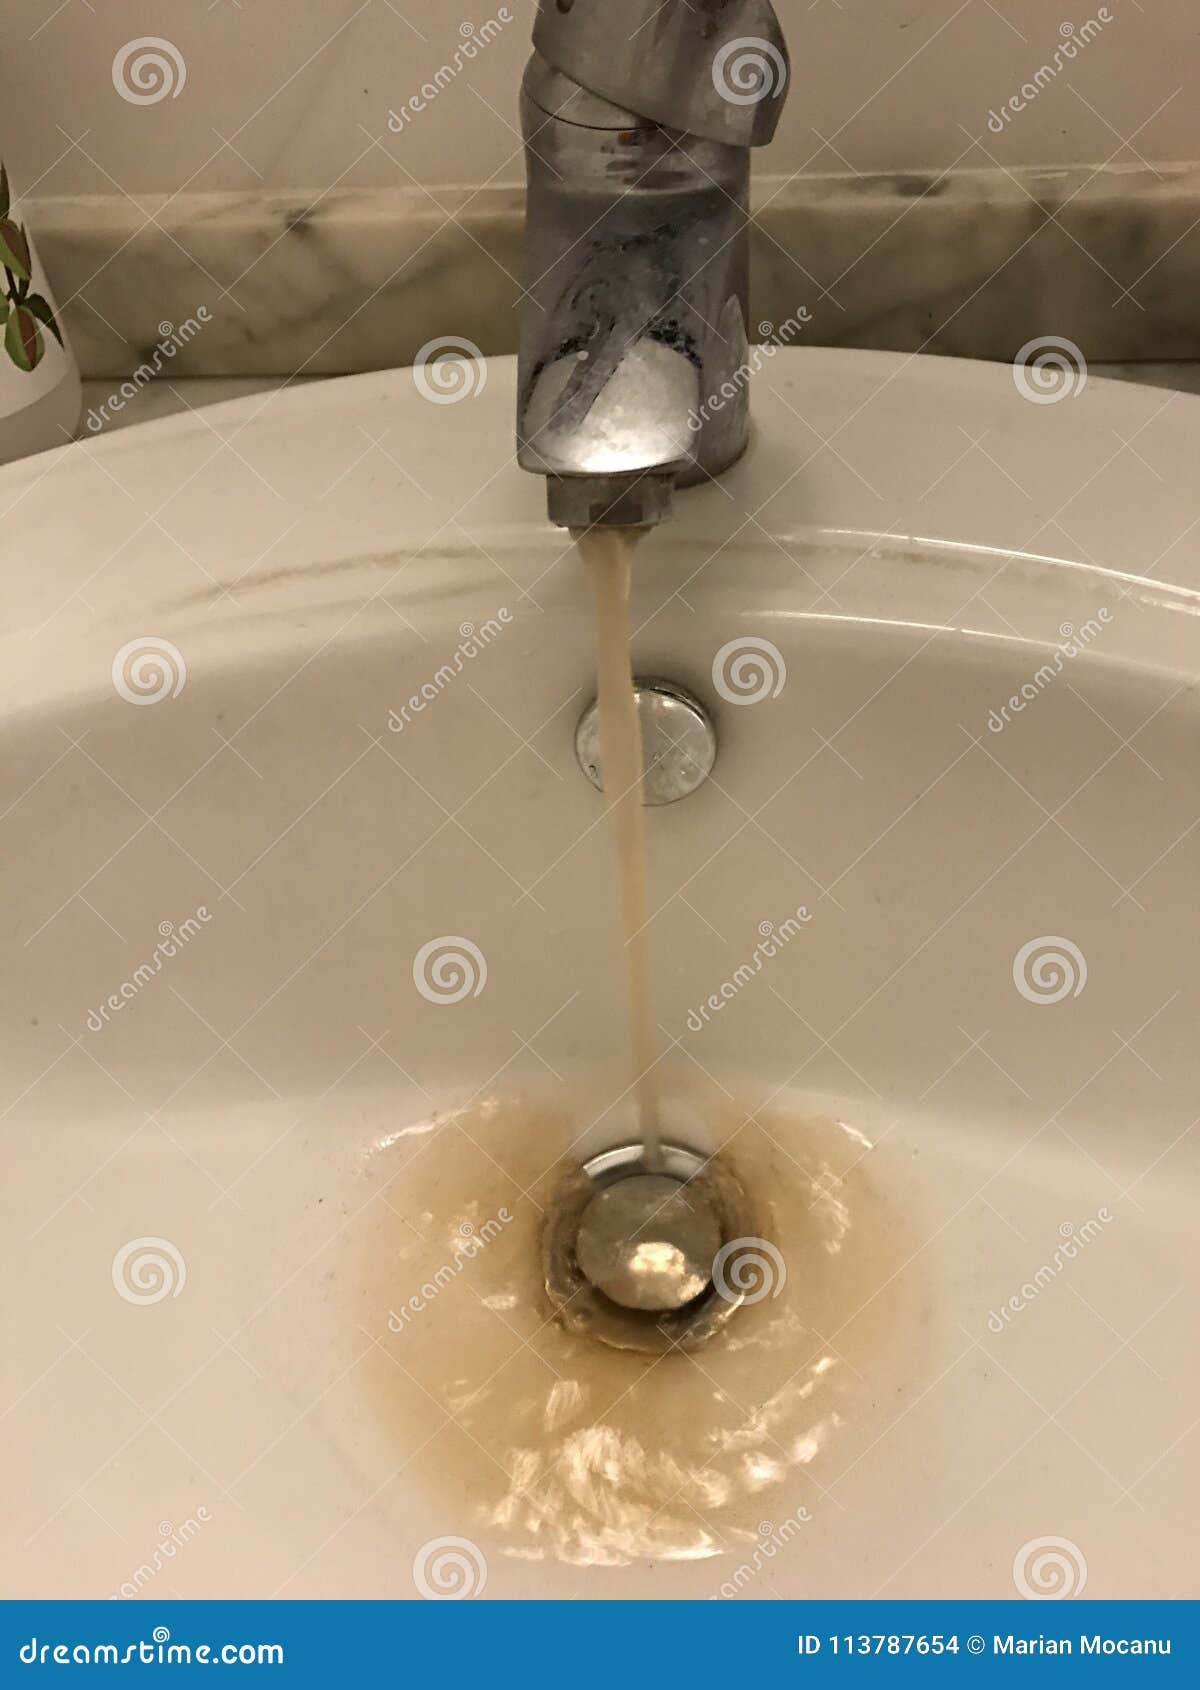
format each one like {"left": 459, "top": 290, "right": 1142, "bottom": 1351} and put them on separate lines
{"left": 342, "top": 1091, "right": 935, "bottom": 1571}
{"left": 169, "top": 544, "right": 507, "bottom": 610}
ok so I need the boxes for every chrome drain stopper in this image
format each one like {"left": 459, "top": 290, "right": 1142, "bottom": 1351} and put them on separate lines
{"left": 576, "top": 1173, "right": 722, "bottom": 1312}
{"left": 542, "top": 1142, "right": 756, "bottom": 1353}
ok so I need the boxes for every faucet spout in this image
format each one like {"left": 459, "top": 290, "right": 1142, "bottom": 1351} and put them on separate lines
{"left": 516, "top": 2, "right": 790, "bottom": 531}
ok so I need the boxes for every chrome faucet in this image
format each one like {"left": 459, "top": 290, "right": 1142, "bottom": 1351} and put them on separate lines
{"left": 516, "top": 0, "right": 790, "bottom": 531}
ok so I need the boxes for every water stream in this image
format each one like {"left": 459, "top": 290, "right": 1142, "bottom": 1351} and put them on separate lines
{"left": 575, "top": 526, "right": 662, "bottom": 1169}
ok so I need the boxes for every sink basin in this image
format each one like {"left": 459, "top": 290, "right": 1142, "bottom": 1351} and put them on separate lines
{"left": 2, "top": 350, "right": 1197, "bottom": 1600}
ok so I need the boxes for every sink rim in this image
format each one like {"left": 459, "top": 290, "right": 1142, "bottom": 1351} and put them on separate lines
{"left": 4, "top": 348, "right": 1200, "bottom": 725}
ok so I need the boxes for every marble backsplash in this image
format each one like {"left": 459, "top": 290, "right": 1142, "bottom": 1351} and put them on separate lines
{"left": 28, "top": 161, "right": 1200, "bottom": 380}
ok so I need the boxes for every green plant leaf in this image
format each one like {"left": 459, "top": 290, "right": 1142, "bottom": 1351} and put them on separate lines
{"left": 0, "top": 163, "right": 10, "bottom": 222}
{"left": 0, "top": 217, "right": 31, "bottom": 281}
{"left": 5, "top": 304, "right": 43, "bottom": 371}
{"left": 0, "top": 297, "right": 8, "bottom": 326}
{"left": 24, "top": 291, "right": 63, "bottom": 347}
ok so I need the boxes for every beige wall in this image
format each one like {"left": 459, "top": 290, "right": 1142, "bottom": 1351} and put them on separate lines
{"left": 2, "top": 0, "right": 1197, "bottom": 197}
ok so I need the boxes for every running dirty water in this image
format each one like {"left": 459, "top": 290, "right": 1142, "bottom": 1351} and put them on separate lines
{"left": 348, "top": 1093, "right": 932, "bottom": 1567}
{"left": 575, "top": 526, "right": 662, "bottom": 1170}
{"left": 345, "top": 536, "right": 932, "bottom": 1569}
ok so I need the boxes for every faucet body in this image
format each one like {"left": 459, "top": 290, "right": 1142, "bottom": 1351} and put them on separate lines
{"left": 516, "top": 1, "right": 789, "bottom": 530}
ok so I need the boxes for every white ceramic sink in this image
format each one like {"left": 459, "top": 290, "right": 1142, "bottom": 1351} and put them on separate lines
{"left": 2, "top": 350, "right": 1197, "bottom": 1601}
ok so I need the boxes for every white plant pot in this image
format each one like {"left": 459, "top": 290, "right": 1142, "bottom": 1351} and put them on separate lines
{"left": 0, "top": 164, "right": 81, "bottom": 464}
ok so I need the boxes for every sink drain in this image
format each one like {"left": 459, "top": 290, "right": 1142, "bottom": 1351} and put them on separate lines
{"left": 542, "top": 1142, "right": 757, "bottom": 1353}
